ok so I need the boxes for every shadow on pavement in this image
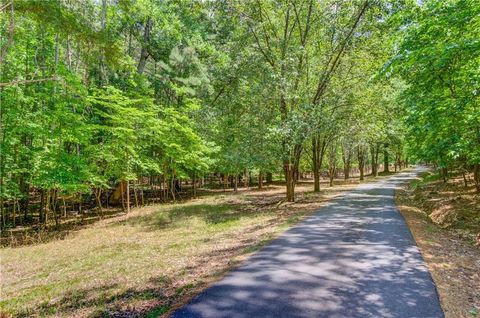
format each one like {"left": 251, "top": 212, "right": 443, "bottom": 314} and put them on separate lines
{"left": 171, "top": 168, "right": 444, "bottom": 318}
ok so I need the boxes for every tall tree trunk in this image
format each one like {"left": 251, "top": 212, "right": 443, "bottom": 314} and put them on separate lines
{"left": 234, "top": 174, "right": 238, "bottom": 192}
{"left": 126, "top": 180, "right": 131, "bottom": 212}
{"left": 258, "top": 171, "right": 263, "bottom": 189}
{"left": 62, "top": 197, "right": 67, "bottom": 218}
{"left": 52, "top": 189, "right": 59, "bottom": 227}
{"left": 133, "top": 181, "right": 139, "bottom": 208}
{"left": 473, "top": 164, "right": 479, "bottom": 193}
{"left": 370, "top": 146, "right": 376, "bottom": 176}
{"left": 12, "top": 200, "right": 16, "bottom": 227}
{"left": 266, "top": 172, "right": 273, "bottom": 184}
{"left": 294, "top": 166, "right": 300, "bottom": 182}
{"left": 284, "top": 163, "right": 295, "bottom": 202}
{"left": 39, "top": 189, "right": 45, "bottom": 224}
{"left": 95, "top": 188, "right": 103, "bottom": 218}
{"left": 19, "top": 136, "right": 31, "bottom": 223}
{"left": 0, "top": 121, "right": 4, "bottom": 228}
{"left": 120, "top": 181, "right": 126, "bottom": 212}
{"left": 384, "top": 143, "right": 389, "bottom": 172}
{"left": 370, "top": 144, "right": 379, "bottom": 177}
{"left": 137, "top": 17, "right": 152, "bottom": 74}
{"left": 329, "top": 166, "right": 335, "bottom": 187}
{"left": 462, "top": 170, "right": 468, "bottom": 188}
{"left": 342, "top": 147, "right": 351, "bottom": 180}
{"left": 20, "top": 183, "right": 29, "bottom": 223}
{"left": 284, "top": 145, "right": 302, "bottom": 202}
{"left": 45, "top": 190, "right": 50, "bottom": 225}
{"left": 66, "top": 37, "right": 72, "bottom": 70}
{"left": 192, "top": 172, "right": 197, "bottom": 197}
{"left": 328, "top": 144, "right": 337, "bottom": 187}
{"left": 358, "top": 146, "right": 365, "bottom": 181}
{"left": 78, "top": 194, "right": 83, "bottom": 215}
{"left": 312, "top": 136, "right": 326, "bottom": 192}
{"left": 170, "top": 175, "right": 176, "bottom": 202}
{"left": 99, "top": 0, "right": 108, "bottom": 83}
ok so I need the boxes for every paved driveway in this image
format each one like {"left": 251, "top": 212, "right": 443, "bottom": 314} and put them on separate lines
{"left": 172, "top": 169, "right": 444, "bottom": 318}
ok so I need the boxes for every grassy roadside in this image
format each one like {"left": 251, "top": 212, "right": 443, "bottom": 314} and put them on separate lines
{"left": 1, "top": 177, "right": 371, "bottom": 318}
{"left": 396, "top": 170, "right": 480, "bottom": 318}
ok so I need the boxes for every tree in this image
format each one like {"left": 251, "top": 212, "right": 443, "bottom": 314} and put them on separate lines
{"left": 390, "top": 0, "right": 480, "bottom": 191}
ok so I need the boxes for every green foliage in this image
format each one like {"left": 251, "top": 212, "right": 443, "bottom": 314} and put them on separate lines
{"left": 390, "top": 0, "right": 480, "bottom": 168}
{"left": 2, "top": 0, "right": 477, "bottom": 228}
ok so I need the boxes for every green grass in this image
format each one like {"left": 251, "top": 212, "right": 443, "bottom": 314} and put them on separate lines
{"left": 410, "top": 171, "right": 442, "bottom": 190}
{"left": 0, "top": 195, "right": 309, "bottom": 317}
{"left": 1, "top": 176, "right": 383, "bottom": 317}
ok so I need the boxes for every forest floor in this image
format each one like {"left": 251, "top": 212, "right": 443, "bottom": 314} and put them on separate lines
{"left": 1, "top": 174, "right": 391, "bottom": 318}
{"left": 396, "top": 170, "right": 480, "bottom": 318}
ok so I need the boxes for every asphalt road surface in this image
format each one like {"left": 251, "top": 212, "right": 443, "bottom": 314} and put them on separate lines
{"left": 172, "top": 168, "right": 444, "bottom": 318}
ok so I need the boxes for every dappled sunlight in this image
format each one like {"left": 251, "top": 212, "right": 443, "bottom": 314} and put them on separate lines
{"left": 2, "top": 174, "right": 366, "bottom": 317}
{"left": 396, "top": 173, "right": 480, "bottom": 317}
{"left": 171, "top": 170, "right": 443, "bottom": 318}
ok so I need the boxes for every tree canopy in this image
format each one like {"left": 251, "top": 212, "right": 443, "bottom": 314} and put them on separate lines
{"left": 1, "top": 0, "right": 478, "bottom": 229}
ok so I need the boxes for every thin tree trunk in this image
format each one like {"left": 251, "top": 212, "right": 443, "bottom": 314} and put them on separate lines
{"left": 312, "top": 136, "right": 321, "bottom": 192}
{"left": 370, "top": 146, "right": 376, "bottom": 176}
{"left": 99, "top": 0, "right": 108, "bottom": 83}
{"left": 266, "top": 172, "right": 273, "bottom": 184}
{"left": 462, "top": 170, "right": 468, "bottom": 188}
{"left": 370, "top": 144, "right": 379, "bottom": 177}
{"left": 258, "top": 171, "right": 263, "bottom": 190}
{"left": 39, "top": 189, "right": 45, "bottom": 224}
{"left": 285, "top": 145, "right": 303, "bottom": 202}
{"left": 284, "top": 163, "right": 295, "bottom": 202}
{"left": 126, "top": 180, "right": 131, "bottom": 213}
{"left": 384, "top": 143, "right": 389, "bottom": 172}
{"left": 133, "top": 181, "right": 139, "bottom": 208}
{"left": 62, "top": 197, "right": 66, "bottom": 218}
{"left": 137, "top": 17, "right": 152, "bottom": 74}
{"left": 45, "top": 190, "right": 50, "bottom": 225}
{"left": 193, "top": 172, "right": 197, "bottom": 197}
{"left": 52, "top": 189, "right": 59, "bottom": 227}
{"left": 358, "top": 146, "right": 365, "bottom": 181}
{"left": 441, "top": 167, "right": 448, "bottom": 183}
{"left": 170, "top": 175, "right": 176, "bottom": 202}
{"left": 120, "top": 181, "right": 126, "bottom": 212}
{"left": 473, "top": 164, "right": 480, "bottom": 193}
{"left": 12, "top": 199, "right": 16, "bottom": 227}
{"left": 329, "top": 167, "right": 335, "bottom": 187}
{"left": 95, "top": 188, "right": 103, "bottom": 218}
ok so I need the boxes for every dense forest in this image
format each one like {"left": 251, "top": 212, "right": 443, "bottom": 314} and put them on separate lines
{"left": 0, "top": 0, "right": 479, "bottom": 230}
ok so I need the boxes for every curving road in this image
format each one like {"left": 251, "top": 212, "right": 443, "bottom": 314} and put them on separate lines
{"left": 172, "top": 168, "right": 444, "bottom": 318}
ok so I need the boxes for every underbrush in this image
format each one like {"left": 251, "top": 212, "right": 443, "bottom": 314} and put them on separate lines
{"left": 404, "top": 170, "right": 480, "bottom": 244}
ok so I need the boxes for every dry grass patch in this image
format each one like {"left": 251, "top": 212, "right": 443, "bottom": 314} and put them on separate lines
{"left": 1, "top": 180, "right": 358, "bottom": 318}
